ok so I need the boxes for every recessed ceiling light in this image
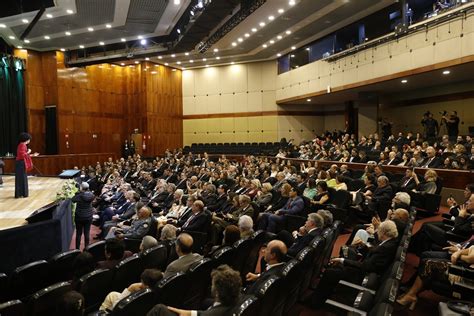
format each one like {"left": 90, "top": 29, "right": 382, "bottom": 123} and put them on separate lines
{"left": 268, "top": 16, "right": 274, "bottom": 21}
{"left": 111, "top": 64, "right": 116, "bottom": 67}
{"left": 22, "top": 19, "right": 29, "bottom": 24}
{"left": 442, "top": 70, "right": 450, "bottom": 75}
{"left": 171, "top": 54, "right": 176, "bottom": 57}
{"left": 174, "top": 0, "right": 180, "bottom": 4}
{"left": 244, "top": 33, "right": 250, "bottom": 37}
{"left": 138, "top": 35, "right": 143, "bottom": 39}
{"left": 251, "top": 28, "right": 257, "bottom": 32}
{"left": 60, "top": 48, "right": 65, "bottom": 52}
{"left": 307, "top": 99, "right": 311, "bottom": 102}
{"left": 66, "top": 9, "right": 74, "bottom": 14}
{"left": 151, "top": 71, "right": 157, "bottom": 74}
{"left": 185, "top": 52, "right": 189, "bottom": 56}
{"left": 46, "top": 13, "right": 53, "bottom": 18}
{"left": 140, "top": 39, "right": 147, "bottom": 45}
{"left": 165, "top": 63, "right": 169, "bottom": 66}
{"left": 259, "top": 22, "right": 266, "bottom": 27}
{"left": 177, "top": 61, "right": 181, "bottom": 64}
{"left": 238, "top": 38, "right": 243, "bottom": 42}
{"left": 231, "top": 62, "right": 235, "bottom": 65}
{"left": 295, "top": 65, "right": 299, "bottom": 68}
{"left": 189, "top": 60, "right": 194, "bottom": 63}
{"left": 121, "top": 63, "right": 125, "bottom": 66}
{"left": 213, "top": 48, "right": 218, "bottom": 52}
{"left": 65, "top": 31, "right": 71, "bottom": 36}
{"left": 79, "top": 45, "right": 84, "bottom": 48}
{"left": 182, "top": 67, "right": 186, "bottom": 70}
{"left": 129, "top": 65, "right": 134, "bottom": 68}
{"left": 158, "top": 56, "right": 163, "bottom": 59}
{"left": 202, "top": 58, "right": 207, "bottom": 61}
{"left": 0, "top": 24, "right": 6, "bottom": 28}
{"left": 135, "top": 61, "right": 139, "bottom": 64}
{"left": 121, "top": 38, "right": 126, "bottom": 42}
{"left": 289, "top": 0, "right": 296, "bottom": 6}
{"left": 88, "top": 27, "right": 94, "bottom": 32}
{"left": 291, "top": 46, "right": 296, "bottom": 50}
{"left": 277, "top": 35, "right": 282, "bottom": 40}
{"left": 17, "top": 46, "right": 23, "bottom": 49}
{"left": 286, "top": 30, "right": 292, "bottom": 35}
{"left": 401, "top": 79, "right": 408, "bottom": 83}
{"left": 216, "top": 56, "right": 220, "bottom": 60}
{"left": 9, "top": 35, "right": 15, "bottom": 39}
{"left": 145, "top": 57, "right": 150, "bottom": 60}
{"left": 205, "top": 65, "right": 209, "bottom": 67}
{"left": 262, "top": 44, "right": 267, "bottom": 48}
{"left": 270, "top": 40, "right": 275, "bottom": 44}
{"left": 232, "top": 42, "right": 237, "bottom": 47}
{"left": 278, "top": 8, "right": 284, "bottom": 14}
{"left": 106, "top": 24, "right": 112, "bottom": 28}
{"left": 277, "top": 53, "right": 282, "bottom": 57}
{"left": 24, "top": 39, "right": 30, "bottom": 43}
{"left": 290, "top": 54, "right": 295, "bottom": 57}
{"left": 172, "top": 69, "right": 177, "bottom": 72}
{"left": 99, "top": 41, "right": 105, "bottom": 45}
{"left": 177, "top": 29, "right": 181, "bottom": 34}
{"left": 305, "top": 47, "right": 310, "bottom": 51}
{"left": 44, "top": 35, "right": 50, "bottom": 40}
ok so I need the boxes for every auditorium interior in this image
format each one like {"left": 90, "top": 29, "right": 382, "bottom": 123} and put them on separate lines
{"left": 0, "top": 0, "right": 473, "bottom": 315}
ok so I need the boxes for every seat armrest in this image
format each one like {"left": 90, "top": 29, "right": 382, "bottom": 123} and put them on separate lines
{"left": 449, "top": 265, "right": 474, "bottom": 279}
{"left": 442, "top": 219, "right": 455, "bottom": 226}
{"left": 324, "top": 299, "right": 367, "bottom": 316}
{"left": 446, "top": 232, "right": 468, "bottom": 243}
{"left": 338, "top": 280, "right": 376, "bottom": 295}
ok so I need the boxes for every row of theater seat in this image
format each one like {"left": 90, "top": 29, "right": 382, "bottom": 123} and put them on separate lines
{"left": 183, "top": 142, "right": 284, "bottom": 155}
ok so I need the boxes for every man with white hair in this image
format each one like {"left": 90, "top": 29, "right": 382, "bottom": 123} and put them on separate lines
{"left": 310, "top": 220, "right": 399, "bottom": 307}
{"left": 238, "top": 215, "right": 254, "bottom": 239}
{"left": 140, "top": 236, "right": 158, "bottom": 254}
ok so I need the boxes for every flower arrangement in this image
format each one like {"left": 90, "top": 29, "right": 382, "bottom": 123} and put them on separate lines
{"left": 55, "top": 179, "right": 79, "bottom": 201}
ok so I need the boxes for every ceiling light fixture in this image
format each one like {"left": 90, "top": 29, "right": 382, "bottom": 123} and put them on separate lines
{"left": 121, "top": 38, "right": 126, "bottom": 42}
{"left": 278, "top": 8, "right": 284, "bottom": 14}
{"left": 88, "top": 27, "right": 94, "bottom": 32}
{"left": 401, "top": 79, "right": 408, "bottom": 84}
{"left": 9, "top": 35, "right": 15, "bottom": 39}
{"left": 286, "top": 30, "right": 291, "bottom": 35}
{"left": 213, "top": 48, "right": 218, "bottom": 52}
{"left": 158, "top": 56, "right": 163, "bottom": 59}
{"left": 232, "top": 42, "right": 237, "bottom": 47}
{"left": 216, "top": 56, "right": 220, "bottom": 60}
{"left": 65, "top": 31, "right": 71, "bottom": 36}
{"left": 79, "top": 45, "right": 84, "bottom": 48}
{"left": 289, "top": 0, "right": 296, "bottom": 6}
{"left": 174, "top": 0, "right": 180, "bottom": 5}
{"left": 66, "top": 9, "right": 74, "bottom": 14}
{"left": 262, "top": 44, "right": 267, "bottom": 48}
{"left": 277, "top": 53, "right": 281, "bottom": 57}
{"left": 177, "top": 29, "right": 181, "bottom": 34}
{"left": 0, "top": 24, "right": 6, "bottom": 28}
{"left": 305, "top": 47, "right": 310, "bottom": 51}
{"left": 145, "top": 57, "right": 150, "bottom": 61}
{"left": 137, "top": 35, "right": 143, "bottom": 39}
{"left": 270, "top": 40, "right": 275, "bottom": 44}
{"left": 106, "top": 24, "right": 112, "bottom": 28}
{"left": 99, "top": 41, "right": 105, "bottom": 45}
{"left": 165, "top": 63, "right": 169, "bottom": 66}
{"left": 205, "top": 65, "right": 209, "bottom": 67}
{"left": 259, "top": 22, "right": 266, "bottom": 27}
{"left": 140, "top": 39, "right": 147, "bottom": 45}
{"left": 44, "top": 35, "right": 50, "bottom": 40}
{"left": 17, "top": 46, "right": 23, "bottom": 49}
{"left": 291, "top": 46, "right": 296, "bottom": 50}
{"left": 231, "top": 62, "right": 235, "bottom": 65}
{"left": 172, "top": 69, "right": 177, "bottom": 72}
{"left": 190, "top": 60, "right": 194, "bottom": 63}
{"left": 442, "top": 70, "right": 450, "bottom": 75}
{"left": 24, "top": 39, "right": 30, "bottom": 43}
{"left": 290, "top": 54, "right": 295, "bottom": 57}
{"left": 251, "top": 28, "right": 257, "bottom": 32}
{"left": 277, "top": 35, "right": 282, "bottom": 39}
{"left": 135, "top": 61, "right": 139, "bottom": 64}
{"left": 46, "top": 13, "right": 53, "bottom": 18}
{"left": 22, "top": 19, "right": 29, "bottom": 24}
{"left": 268, "top": 16, "right": 274, "bottom": 21}
{"left": 121, "top": 63, "right": 125, "bottom": 66}
{"left": 244, "top": 33, "right": 250, "bottom": 37}
{"left": 171, "top": 54, "right": 176, "bottom": 57}
{"left": 185, "top": 52, "right": 189, "bottom": 56}
{"left": 307, "top": 99, "right": 311, "bottom": 102}
{"left": 177, "top": 61, "right": 181, "bottom": 64}
{"left": 238, "top": 37, "right": 243, "bottom": 42}
{"left": 60, "top": 48, "right": 65, "bottom": 52}
{"left": 202, "top": 58, "right": 207, "bottom": 61}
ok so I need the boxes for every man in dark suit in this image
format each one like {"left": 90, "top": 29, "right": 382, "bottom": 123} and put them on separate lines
{"left": 398, "top": 169, "right": 417, "bottom": 192}
{"left": 179, "top": 200, "right": 210, "bottom": 233}
{"left": 148, "top": 264, "right": 241, "bottom": 316}
{"left": 420, "top": 146, "right": 442, "bottom": 168}
{"left": 310, "top": 220, "right": 399, "bottom": 307}
{"left": 245, "top": 239, "right": 288, "bottom": 294}
{"left": 348, "top": 149, "right": 360, "bottom": 163}
{"left": 287, "top": 213, "right": 324, "bottom": 257}
{"left": 207, "top": 185, "right": 228, "bottom": 213}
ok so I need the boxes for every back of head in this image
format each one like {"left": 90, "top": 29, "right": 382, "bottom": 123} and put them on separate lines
{"left": 176, "top": 233, "right": 193, "bottom": 255}
{"left": 72, "top": 251, "right": 95, "bottom": 280}
{"left": 316, "top": 209, "right": 333, "bottom": 227}
{"left": 268, "top": 239, "right": 288, "bottom": 263}
{"left": 105, "top": 238, "right": 125, "bottom": 260}
{"left": 238, "top": 215, "right": 253, "bottom": 231}
{"left": 80, "top": 182, "right": 89, "bottom": 191}
{"left": 379, "top": 220, "right": 398, "bottom": 240}
{"left": 140, "top": 269, "right": 163, "bottom": 288}
{"left": 140, "top": 236, "right": 158, "bottom": 252}
{"left": 57, "top": 291, "right": 85, "bottom": 316}
{"left": 393, "top": 208, "right": 410, "bottom": 224}
{"left": 161, "top": 224, "right": 178, "bottom": 241}
{"left": 224, "top": 225, "right": 241, "bottom": 245}
{"left": 211, "top": 265, "right": 242, "bottom": 306}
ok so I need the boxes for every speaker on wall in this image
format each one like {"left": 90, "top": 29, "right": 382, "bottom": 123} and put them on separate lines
{"left": 45, "top": 105, "right": 58, "bottom": 154}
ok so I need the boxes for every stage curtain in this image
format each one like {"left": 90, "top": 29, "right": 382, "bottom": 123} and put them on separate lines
{"left": 0, "top": 55, "right": 27, "bottom": 156}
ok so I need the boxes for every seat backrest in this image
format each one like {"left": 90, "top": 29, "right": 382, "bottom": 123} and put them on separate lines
{"left": 280, "top": 259, "right": 304, "bottom": 315}
{"left": 186, "top": 231, "right": 208, "bottom": 254}
{"left": 254, "top": 275, "right": 284, "bottom": 316}
{"left": 184, "top": 258, "right": 214, "bottom": 309}
{"left": 10, "top": 260, "right": 50, "bottom": 299}
{"left": 84, "top": 240, "right": 106, "bottom": 262}
{"left": 141, "top": 244, "right": 168, "bottom": 271}
{"left": 49, "top": 249, "right": 81, "bottom": 283}
{"left": 0, "top": 300, "right": 26, "bottom": 316}
{"left": 211, "top": 246, "right": 235, "bottom": 268}
{"left": 231, "top": 295, "right": 260, "bottom": 316}
{"left": 77, "top": 269, "right": 114, "bottom": 312}
{"left": 0, "top": 273, "right": 9, "bottom": 303}
{"left": 28, "top": 281, "right": 72, "bottom": 316}
{"left": 156, "top": 272, "right": 189, "bottom": 308}
{"left": 231, "top": 238, "right": 255, "bottom": 272}
{"left": 332, "top": 190, "right": 351, "bottom": 209}
{"left": 111, "top": 288, "right": 155, "bottom": 316}
{"left": 112, "top": 255, "right": 142, "bottom": 291}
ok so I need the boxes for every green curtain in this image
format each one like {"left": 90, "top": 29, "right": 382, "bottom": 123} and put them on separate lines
{"left": 0, "top": 55, "right": 27, "bottom": 156}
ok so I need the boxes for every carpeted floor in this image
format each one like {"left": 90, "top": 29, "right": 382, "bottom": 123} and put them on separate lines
{"left": 71, "top": 208, "right": 451, "bottom": 316}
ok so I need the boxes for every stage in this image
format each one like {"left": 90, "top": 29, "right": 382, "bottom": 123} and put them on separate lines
{"left": 0, "top": 176, "right": 66, "bottom": 230}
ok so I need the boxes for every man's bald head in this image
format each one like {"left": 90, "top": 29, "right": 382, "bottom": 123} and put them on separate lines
{"left": 393, "top": 208, "right": 409, "bottom": 223}
{"left": 176, "top": 233, "right": 194, "bottom": 255}
{"left": 265, "top": 240, "right": 288, "bottom": 264}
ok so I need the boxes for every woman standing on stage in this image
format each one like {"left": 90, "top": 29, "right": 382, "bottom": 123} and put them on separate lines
{"left": 15, "top": 133, "right": 33, "bottom": 198}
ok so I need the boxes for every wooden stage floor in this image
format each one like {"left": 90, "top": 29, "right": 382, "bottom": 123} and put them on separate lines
{"left": 0, "top": 176, "right": 66, "bottom": 230}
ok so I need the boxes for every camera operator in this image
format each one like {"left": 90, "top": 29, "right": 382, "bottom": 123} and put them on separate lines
{"left": 442, "top": 111, "right": 460, "bottom": 142}
{"left": 421, "top": 111, "right": 439, "bottom": 144}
